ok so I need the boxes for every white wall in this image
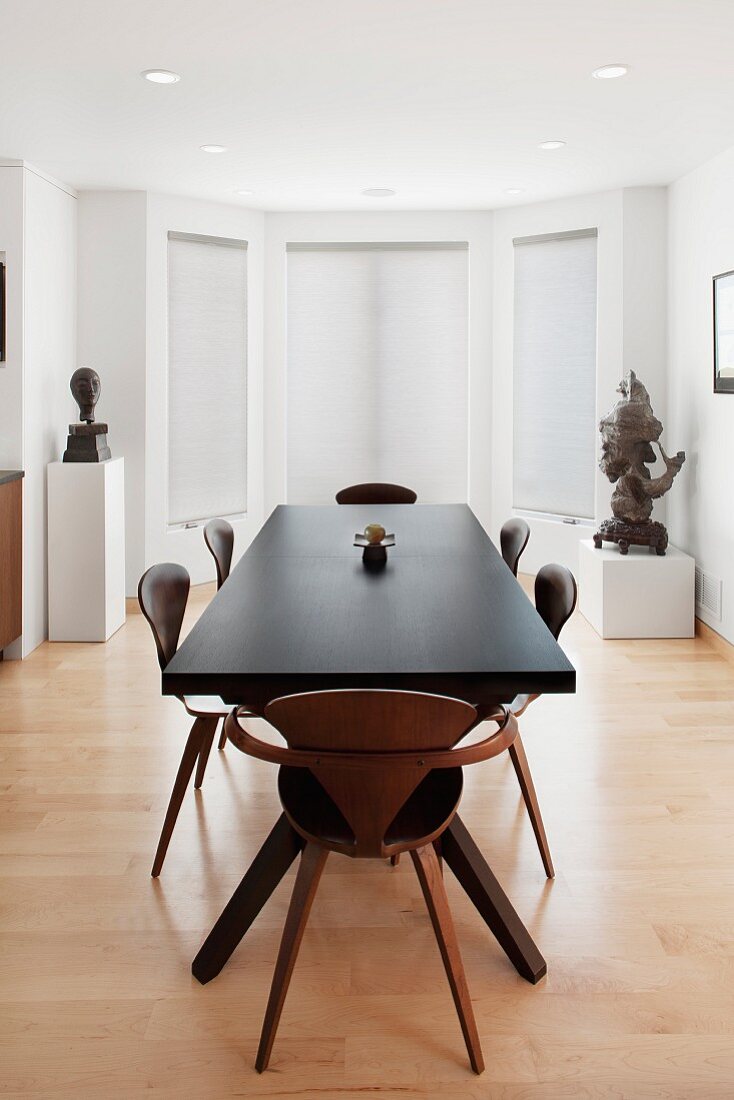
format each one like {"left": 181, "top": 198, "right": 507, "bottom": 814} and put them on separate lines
{"left": 0, "top": 165, "right": 26, "bottom": 659}
{"left": 668, "top": 144, "right": 734, "bottom": 642}
{"left": 0, "top": 166, "right": 25, "bottom": 471}
{"left": 0, "top": 162, "right": 76, "bottom": 657}
{"left": 0, "top": 165, "right": 691, "bottom": 652}
{"left": 22, "top": 170, "right": 77, "bottom": 655}
{"left": 622, "top": 188, "right": 668, "bottom": 424}
{"left": 74, "top": 188, "right": 669, "bottom": 605}
{"left": 264, "top": 211, "right": 494, "bottom": 528}
{"left": 78, "top": 192, "right": 266, "bottom": 592}
{"left": 491, "top": 187, "right": 667, "bottom": 575}
{"left": 77, "top": 192, "right": 147, "bottom": 594}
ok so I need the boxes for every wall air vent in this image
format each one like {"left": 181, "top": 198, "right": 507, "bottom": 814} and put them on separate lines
{"left": 695, "top": 566, "right": 722, "bottom": 620}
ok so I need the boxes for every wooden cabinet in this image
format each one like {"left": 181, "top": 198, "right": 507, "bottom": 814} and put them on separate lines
{"left": 0, "top": 472, "right": 23, "bottom": 653}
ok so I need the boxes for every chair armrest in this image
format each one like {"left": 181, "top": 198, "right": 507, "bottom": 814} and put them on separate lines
{"left": 430, "top": 706, "right": 518, "bottom": 767}
{"left": 225, "top": 704, "right": 517, "bottom": 771}
{"left": 224, "top": 710, "right": 297, "bottom": 764}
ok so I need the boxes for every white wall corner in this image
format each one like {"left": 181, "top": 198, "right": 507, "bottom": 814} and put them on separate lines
{"left": 621, "top": 186, "right": 670, "bottom": 524}
{"left": 77, "top": 190, "right": 148, "bottom": 596}
{"left": 666, "top": 141, "right": 734, "bottom": 645}
{"left": 18, "top": 167, "right": 77, "bottom": 656}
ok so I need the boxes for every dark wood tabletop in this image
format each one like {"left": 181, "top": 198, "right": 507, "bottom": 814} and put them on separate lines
{"left": 162, "top": 504, "right": 576, "bottom": 710}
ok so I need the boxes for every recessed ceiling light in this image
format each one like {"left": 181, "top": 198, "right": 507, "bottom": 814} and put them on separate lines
{"left": 141, "top": 69, "right": 180, "bottom": 84}
{"left": 592, "top": 64, "right": 629, "bottom": 80}
{"left": 505, "top": 187, "right": 525, "bottom": 195}
{"left": 235, "top": 189, "right": 253, "bottom": 197}
{"left": 200, "top": 144, "right": 227, "bottom": 154}
{"left": 362, "top": 188, "right": 396, "bottom": 197}
{"left": 538, "top": 140, "right": 566, "bottom": 150}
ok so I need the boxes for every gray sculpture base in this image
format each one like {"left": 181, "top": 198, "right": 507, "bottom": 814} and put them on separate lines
{"left": 593, "top": 518, "right": 668, "bottom": 556}
{"left": 63, "top": 423, "right": 112, "bottom": 463}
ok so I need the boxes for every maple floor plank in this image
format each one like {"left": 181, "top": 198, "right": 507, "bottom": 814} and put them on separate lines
{"left": 2, "top": 579, "right": 734, "bottom": 1095}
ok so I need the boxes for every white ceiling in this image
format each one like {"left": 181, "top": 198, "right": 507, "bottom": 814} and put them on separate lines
{"left": 2, "top": 0, "right": 734, "bottom": 211}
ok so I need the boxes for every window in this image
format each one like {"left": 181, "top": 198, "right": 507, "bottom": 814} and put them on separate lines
{"left": 513, "top": 229, "right": 597, "bottom": 520}
{"left": 286, "top": 242, "right": 468, "bottom": 504}
{"left": 167, "top": 232, "right": 247, "bottom": 527}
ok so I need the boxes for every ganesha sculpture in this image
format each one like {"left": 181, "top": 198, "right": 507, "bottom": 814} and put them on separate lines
{"left": 594, "top": 371, "right": 685, "bottom": 555}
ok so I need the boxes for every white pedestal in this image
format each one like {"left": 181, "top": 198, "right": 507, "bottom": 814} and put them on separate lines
{"left": 579, "top": 539, "right": 695, "bottom": 639}
{"left": 48, "top": 459, "right": 126, "bottom": 642}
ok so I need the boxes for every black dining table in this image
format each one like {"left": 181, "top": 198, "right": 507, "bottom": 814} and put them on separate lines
{"left": 164, "top": 504, "right": 576, "bottom": 988}
{"left": 163, "top": 503, "right": 575, "bottom": 710}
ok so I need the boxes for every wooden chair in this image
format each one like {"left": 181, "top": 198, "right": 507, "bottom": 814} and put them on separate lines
{"left": 335, "top": 482, "right": 417, "bottom": 505}
{"left": 501, "top": 563, "right": 577, "bottom": 879}
{"left": 138, "top": 563, "right": 232, "bottom": 876}
{"left": 204, "top": 518, "right": 234, "bottom": 591}
{"left": 203, "top": 519, "right": 235, "bottom": 749}
{"left": 500, "top": 517, "right": 530, "bottom": 576}
{"left": 223, "top": 689, "right": 519, "bottom": 1075}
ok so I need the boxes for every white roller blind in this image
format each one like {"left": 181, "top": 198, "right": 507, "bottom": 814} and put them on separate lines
{"left": 513, "top": 230, "right": 597, "bottom": 519}
{"left": 167, "top": 233, "right": 247, "bottom": 526}
{"left": 286, "top": 243, "right": 468, "bottom": 504}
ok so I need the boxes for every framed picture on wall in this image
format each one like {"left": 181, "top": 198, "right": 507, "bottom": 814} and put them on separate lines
{"left": 714, "top": 269, "right": 734, "bottom": 392}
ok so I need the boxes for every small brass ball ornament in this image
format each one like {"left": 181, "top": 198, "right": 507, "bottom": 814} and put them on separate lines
{"left": 354, "top": 524, "right": 395, "bottom": 567}
{"left": 364, "top": 523, "right": 386, "bottom": 545}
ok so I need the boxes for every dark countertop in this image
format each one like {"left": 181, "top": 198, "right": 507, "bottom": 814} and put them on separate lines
{"left": 0, "top": 470, "right": 24, "bottom": 486}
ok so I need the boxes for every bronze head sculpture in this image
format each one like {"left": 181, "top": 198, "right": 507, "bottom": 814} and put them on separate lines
{"left": 63, "top": 367, "right": 111, "bottom": 463}
{"left": 70, "top": 367, "right": 101, "bottom": 424}
{"left": 595, "top": 371, "right": 685, "bottom": 555}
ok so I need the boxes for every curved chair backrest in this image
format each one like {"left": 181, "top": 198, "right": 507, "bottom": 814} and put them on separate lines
{"left": 204, "top": 518, "right": 234, "bottom": 590}
{"left": 535, "top": 564, "right": 577, "bottom": 641}
{"left": 335, "top": 483, "right": 418, "bottom": 505}
{"left": 267, "top": 689, "right": 473, "bottom": 754}
{"left": 225, "top": 690, "right": 516, "bottom": 857}
{"left": 138, "top": 563, "right": 190, "bottom": 671}
{"left": 500, "top": 518, "right": 530, "bottom": 577}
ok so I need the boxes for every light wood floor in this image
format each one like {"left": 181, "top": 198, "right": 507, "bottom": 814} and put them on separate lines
{"left": 2, "top": 581, "right": 734, "bottom": 1098}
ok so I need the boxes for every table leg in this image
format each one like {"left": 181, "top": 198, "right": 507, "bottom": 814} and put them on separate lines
{"left": 192, "top": 813, "right": 305, "bottom": 984}
{"left": 442, "top": 814, "right": 547, "bottom": 984}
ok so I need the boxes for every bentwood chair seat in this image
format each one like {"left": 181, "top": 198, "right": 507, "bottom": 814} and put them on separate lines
{"left": 224, "top": 690, "right": 518, "bottom": 1074}
{"left": 138, "top": 562, "right": 243, "bottom": 876}
{"left": 479, "top": 562, "right": 577, "bottom": 880}
{"left": 277, "top": 763, "right": 465, "bottom": 858}
{"left": 335, "top": 482, "right": 418, "bottom": 505}
{"left": 182, "top": 695, "right": 231, "bottom": 719}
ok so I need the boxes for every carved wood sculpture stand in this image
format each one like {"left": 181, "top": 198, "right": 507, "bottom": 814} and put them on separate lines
{"left": 593, "top": 518, "right": 669, "bottom": 556}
